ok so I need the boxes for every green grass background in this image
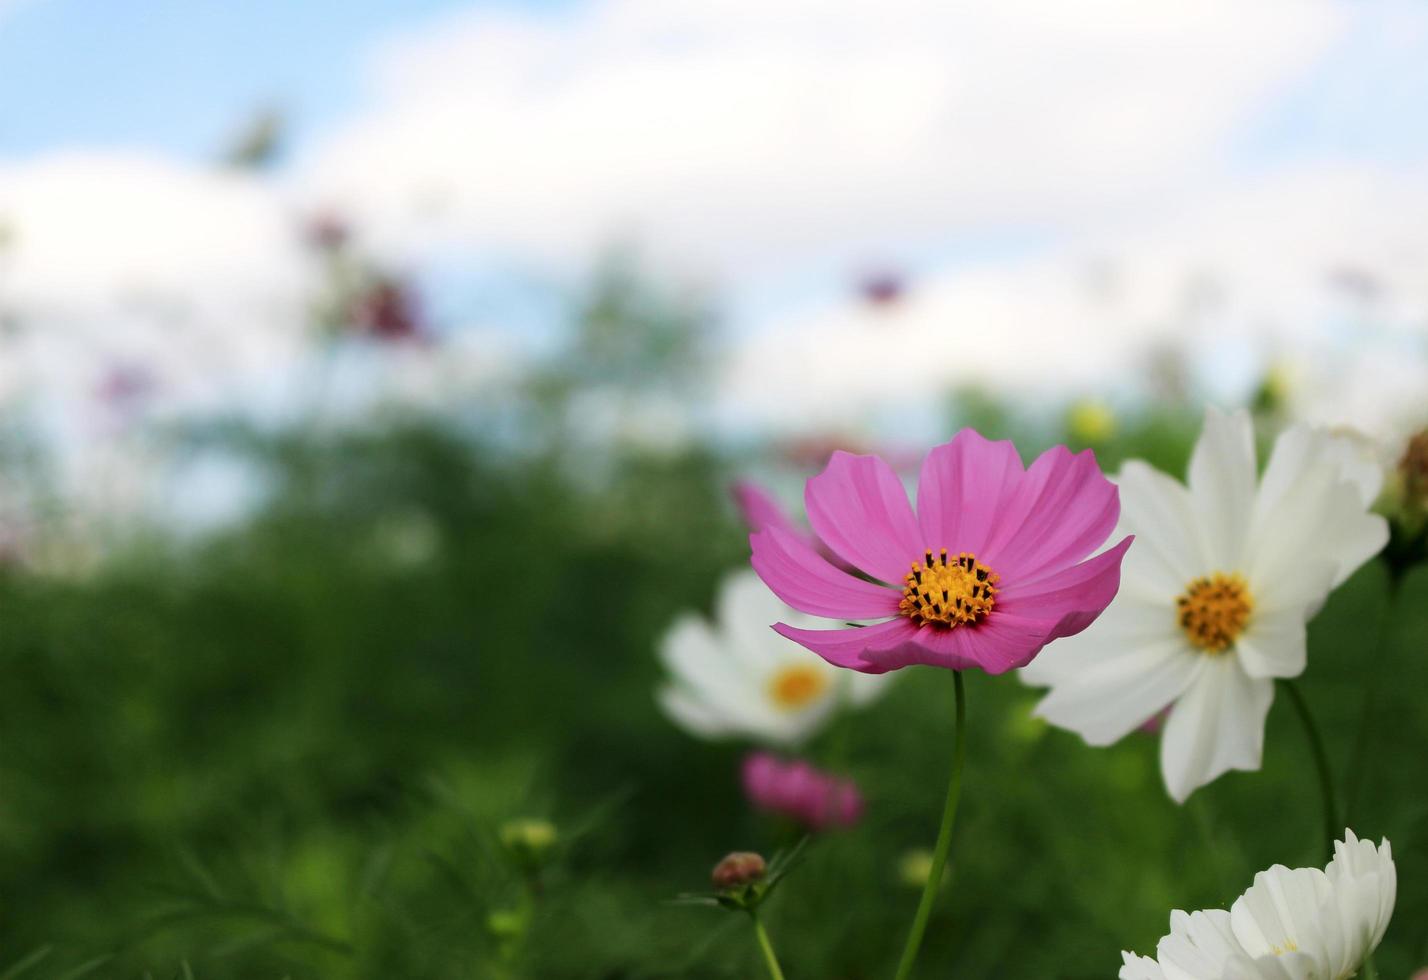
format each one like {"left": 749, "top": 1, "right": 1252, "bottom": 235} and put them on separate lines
{"left": 1, "top": 417, "right": 1425, "bottom": 979}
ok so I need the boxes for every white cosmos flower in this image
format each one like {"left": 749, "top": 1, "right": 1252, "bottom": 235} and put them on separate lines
{"left": 656, "top": 569, "right": 889, "bottom": 746}
{"left": 1022, "top": 406, "right": 1388, "bottom": 802}
{"left": 1120, "top": 829, "right": 1396, "bottom": 980}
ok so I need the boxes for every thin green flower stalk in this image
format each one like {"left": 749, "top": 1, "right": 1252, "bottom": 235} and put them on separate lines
{"left": 892, "top": 670, "right": 966, "bottom": 980}
{"left": 750, "top": 911, "right": 788, "bottom": 980}
{"left": 685, "top": 847, "right": 805, "bottom": 980}
{"left": 1281, "top": 679, "right": 1337, "bottom": 862}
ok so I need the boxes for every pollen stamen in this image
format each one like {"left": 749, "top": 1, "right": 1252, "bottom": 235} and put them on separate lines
{"left": 1176, "top": 572, "right": 1254, "bottom": 653}
{"left": 899, "top": 548, "right": 998, "bottom": 628}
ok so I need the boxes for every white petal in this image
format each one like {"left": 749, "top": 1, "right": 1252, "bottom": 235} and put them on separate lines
{"left": 1259, "top": 425, "right": 1384, "bottom": 514}
{"left": 655, "top": 685, "right": 734, "bottom": 739}
{"left": 1159, "top": 656, "right": 1273, "bottom": 802}
{"left": 1235, "top": 607, "right": 1310, "bottom": 680}
{"left": 1157, "top": 908, "right": 1248, "bottom": 980}
{"left": 1255, "top": 424, "right": 1323, "bottom": 515}
{"left": 1230, "top": 866, "right": 1333, "bottom": 968}
{"left": 714, "top": 569, "right": 792, "bottom": 671}
{"left": 1326, "top": 830, "right": 1397, "bottom": 956}
{"left": 843, "top": 668, "right": 893, "bottom": 707}
{"left": 1034, "top": 638, "right": 1202, "bottom": 746}
{"left": 1117, "top": 461, "right": 1213, "bottom": 599}
{"left": 1187, "top": 406, "right": 1258, "bottom": 571}
{"left": 1324, "top": 431, "right": 1386, "bottom": 506}
{"left": 657, "top": 615, "right": 772, "bottom": 734}
{"left": 1228, "top": 951, "right": 1318, "bottom": 980}
{"left": 1019, "top": 592, "right": 1177, "bottom": 686}
{"left": 1248, "top": 439, "right": 1388, "bottom": 599}
{"left": 1249, "top": 558, "right": 1338, "bottom": 620}
{"left": 1119, "top": 952, "right": 1166, "bottom": 980}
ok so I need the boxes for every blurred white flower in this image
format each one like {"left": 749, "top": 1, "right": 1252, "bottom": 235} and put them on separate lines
{"left": 1120, "top": 829, "right": 1396, "bottom": 980}
{"left": 656, "top": 569, "right": 889, "bottom": 747}
{"left": 1023, "top": 406, "right": 1388, "bottom": 802}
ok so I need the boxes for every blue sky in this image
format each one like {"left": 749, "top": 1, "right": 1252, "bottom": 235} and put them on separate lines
{"left": 0, "top": 0, "right": 565, "bottom": 160}
{"left": 4, "top": 1, "right": 1425, "bottom": 171}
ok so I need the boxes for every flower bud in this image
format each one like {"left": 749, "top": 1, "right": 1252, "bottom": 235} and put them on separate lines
{"left": 1067, "top": 399, "right": 1116, "bottom": 445}
{"left": 711, "top": 851, "right": 767, "bottom": 891}
{"left": 897, "top": 848, "right": 952, "bottom": 890}
{"left": 486, "top": 908, "right": 527, "bottom": 940}
{"left": 499, "top": 818, "right": 558, "bottom": 870}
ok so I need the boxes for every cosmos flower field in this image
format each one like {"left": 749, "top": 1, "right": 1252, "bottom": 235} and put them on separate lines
{"left": 2, "top": 402, "right": 1426, "bottom": 979}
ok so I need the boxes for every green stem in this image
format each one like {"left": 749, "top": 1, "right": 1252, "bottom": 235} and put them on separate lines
{"left": 749, "top": 911, "right": 787, "bottom": 980}
{"left": 1361, "top": 952, "right": 1379, "bottom": 980}
{"left": 1281, "top": 679, "right": 1338, "bottom": 860}
{"left": 892, "top": 670, "right": 967, "bottom": 980}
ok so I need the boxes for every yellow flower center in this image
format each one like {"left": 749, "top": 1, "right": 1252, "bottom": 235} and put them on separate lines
{"left": 767, "top": 664, "right": 829, "bottom": 711}
{"left": 899, "top": 549, "right": 998, "bottom": 628}
{"left": 1177, "top": 572, "right": 1254, "bottom": 653}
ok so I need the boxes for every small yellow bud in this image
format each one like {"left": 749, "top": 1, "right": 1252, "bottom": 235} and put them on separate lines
{"left": 499, "top": 818, "right": 558, "bottom": 869}
{"left": 1067, "top": 400, "right": 1116, "bottom": 444}
{"left": 897, "top": 848, "right": 950, "bottom": 890}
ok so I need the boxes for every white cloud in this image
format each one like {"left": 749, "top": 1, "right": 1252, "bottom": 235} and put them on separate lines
{"left": 721, "top": 164, "right": 1428, "bottom": 439}
{"left": 299, "top": 0, "right": 1341, "bottom": 276}
{"left": 0, "top": 152, "right": 311, "bottom": 414}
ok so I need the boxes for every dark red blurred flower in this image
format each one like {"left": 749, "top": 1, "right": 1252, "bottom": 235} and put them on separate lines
{"left": 353, "top": 278, "right": 424, "bottom": 342}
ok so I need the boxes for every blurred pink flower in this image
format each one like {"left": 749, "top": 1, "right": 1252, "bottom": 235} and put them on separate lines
{"left": 858, "top": 269, "right": 906, "bottom": 307}
{"left": 304, "top": 209, "right": 351, "bottom": 252}
{"left": 95, "top": 363, "right": 156, "bottom": 411}
{"left": 742, "top": 752, "right": 863, "bottom": 832}
{"left": 750, "top": 429, "right": 1131, "bottom": 675}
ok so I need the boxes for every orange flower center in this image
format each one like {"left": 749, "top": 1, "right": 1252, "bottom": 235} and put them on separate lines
{"left": 1177, "top": 572, "right": 1254, "bottom": 653}
{"left": 767, "top": 664, "right": 829, "bottom": 710}
{"left": 899, "top": 549, "right": 998, "bottom": 628}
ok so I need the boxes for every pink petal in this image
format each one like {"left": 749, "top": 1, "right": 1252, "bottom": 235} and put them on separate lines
{"left": 876, "top": 625, "right": 983, "bottom": 671}
{"left": 981, "top": 446, "right": 1120, "bottom": 580}
{"left": 732, "top": 479, "right": 860, "bottom": 574}
{"left": 869, "top": 625, "right": 1030, "bottom": 673}
{"left": 773, "top": 618, "right": 918, "bottom": 672}
{"left": 989, "top": 535, "right": 1133, "bottom": 662}
{"left": 750, "top": 526, "right": 903, "bottom": 620}
{"left": 998, "top": 535, "right": 1133, "bottom": 624}
{"left": 742, "top": 751, "right": 782, "bottom": 808}
{"left": 916, "top": 429, "right": 1025, "bottom": 557}
{"left": 805, "top": 451, "right": 923, "bottom": 585}
{"left": 731, "top": 481, "right": 797, "bottom": 536}
{"left": 958, "top": 616, "right": 1058, "bottom": 673}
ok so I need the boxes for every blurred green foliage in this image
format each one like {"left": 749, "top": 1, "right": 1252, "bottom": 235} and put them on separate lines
{"left": 2, "top": 414, "right": 1426, "bottom": 979}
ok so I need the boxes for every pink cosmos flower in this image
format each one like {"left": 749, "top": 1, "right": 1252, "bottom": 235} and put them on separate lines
{"left": 742, "top": 752, "right": 863, "bottom": 831}
{"left": 732, "top": 481, "right": 803, "bottom": 541}
{"left": 749, "top": 429, "right": 1132, "bottom": 675}
{"left": 732, "top": 481, "right": 857, "bottom": 573}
